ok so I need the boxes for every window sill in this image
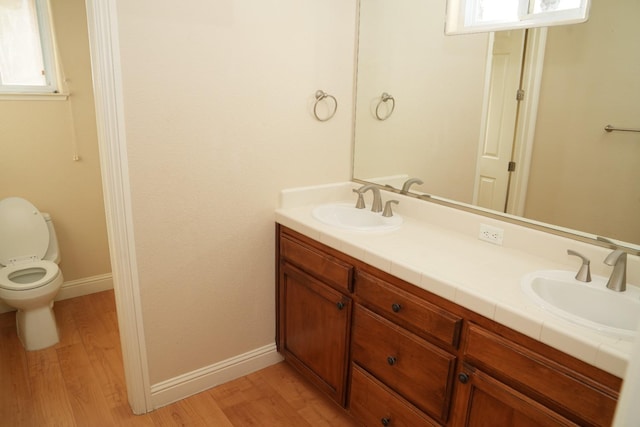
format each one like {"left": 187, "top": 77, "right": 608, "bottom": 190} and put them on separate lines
{"left": 0, "top": 92, "right": 69, "bottom": 101}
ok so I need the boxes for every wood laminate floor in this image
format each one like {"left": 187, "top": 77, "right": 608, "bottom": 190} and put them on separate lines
{"left": 0, "top": 290, "right": 359, "bottom": 426}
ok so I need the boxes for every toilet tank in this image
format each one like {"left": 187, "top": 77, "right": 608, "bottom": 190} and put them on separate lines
{"left": 41, "top": 213, "right": 61, "bottom": 264}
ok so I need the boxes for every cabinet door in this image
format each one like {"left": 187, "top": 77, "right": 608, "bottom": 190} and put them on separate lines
{"left": 462, "top": 323, "right": 618, "bottom": 426}
{"left": 451, "top": 367, "right": 579, "bottom": 427}
{"left": 278, "top": 262, "right": 352, "bottom": 406}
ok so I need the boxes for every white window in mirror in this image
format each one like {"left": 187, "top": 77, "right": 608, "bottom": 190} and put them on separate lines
{"left": 0, "top": 0, "right": 58, "bottom": 93}
{"left": 446, "top": 0, "right": 590, "bottom": 34}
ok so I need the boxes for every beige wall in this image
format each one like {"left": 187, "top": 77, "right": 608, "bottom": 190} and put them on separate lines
{"left": 0, "top": 0, "right": 111, "bottom": 281}
{"left": 114, "top": 0, "right": 355, "bottom": 384}
{"left": 353, "top": 0, "right": 489, "bottom": 202}
{"left": 525, "top": 0, "right": 640, "bottom": 244}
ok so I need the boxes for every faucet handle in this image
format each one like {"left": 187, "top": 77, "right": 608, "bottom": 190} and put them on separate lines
{"left": 567, "top": 249, "right": 591, "bottom": 282}
{"left": 382, "top": 200, "right": 399, "bottom": 217}
{"left": 352, "top": 189, "right": 366, "bottom": 209}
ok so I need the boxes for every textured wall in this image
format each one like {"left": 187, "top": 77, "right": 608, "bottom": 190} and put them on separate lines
{"left": 114, "top": 0, "right": 355, "bottom": 384}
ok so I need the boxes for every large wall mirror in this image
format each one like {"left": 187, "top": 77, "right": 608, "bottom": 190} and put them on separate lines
{"left": 353, "top": 0, "right": 640, "bottom": 250}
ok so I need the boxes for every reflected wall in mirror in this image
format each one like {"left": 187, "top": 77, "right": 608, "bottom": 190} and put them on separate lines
{"left": 353, "top": 0, "right": 640, "bottom": 248}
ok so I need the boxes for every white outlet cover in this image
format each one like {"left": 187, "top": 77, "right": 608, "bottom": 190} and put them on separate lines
{"left": 479, "top": 224, "right": 504, "bottom": 245}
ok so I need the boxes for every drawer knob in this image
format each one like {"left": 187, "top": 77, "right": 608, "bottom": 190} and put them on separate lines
{"left": 336, "top": 301, "right": 345, "bottom": 310}
{"left": 458, "top": 373, "right": 470, "bottom": 384}
{"left": 381, "top": 417, "right": 391, "bottom": 426}
{"left": 391, "top": 303, "right": 402, "bottom": 313}
{"left": 387, "top": 356, "right": 397, "bottom": 366}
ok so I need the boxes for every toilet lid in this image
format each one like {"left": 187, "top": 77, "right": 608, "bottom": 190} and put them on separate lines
{"left": 0, "top": 197, "right": 49, "bottom": 266}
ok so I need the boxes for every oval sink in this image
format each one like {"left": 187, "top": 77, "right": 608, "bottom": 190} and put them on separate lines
{"left": 312, "top": 203, "right": 402, "bottom": 232}
{"left": 521, "top": 270, "right": 640, "bottom": 339}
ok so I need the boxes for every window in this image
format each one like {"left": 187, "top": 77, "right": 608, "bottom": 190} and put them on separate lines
{"left": 445, "top": 0, "right": 591, "bottom": 35}
{"left": 0, "top": 0, "right": 58, "bottom": 93}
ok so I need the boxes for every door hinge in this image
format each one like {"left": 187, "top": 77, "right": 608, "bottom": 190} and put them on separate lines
{"left": 516, "top": 89, "right": 525, "bottom": 101}
{"left": 508, "top": 161, "right": 516, "bottom": 172}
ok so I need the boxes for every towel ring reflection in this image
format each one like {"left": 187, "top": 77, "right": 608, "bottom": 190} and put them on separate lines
{"left": 313, "top": 90, "right": 337, "bottom": 122}
{"left": 375, "top": 92, "right": 395, "bottom": 121}
{"left": 604, "top": 124, "right": 640, "bottom": 133}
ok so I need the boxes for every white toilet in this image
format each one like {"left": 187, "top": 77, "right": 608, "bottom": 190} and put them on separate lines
{"left": 0, "top": 197, "right": 64, "bottom": 351}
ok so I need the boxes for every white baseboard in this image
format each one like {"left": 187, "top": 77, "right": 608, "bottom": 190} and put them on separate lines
{"left": 0, "top": 273, "right": 113, "bottom": 314}
{"left": 150, "top": 343, "right": 283, "bottom": 409}
{"left": 55, "top": 273, "right": 114, "bottom": 301}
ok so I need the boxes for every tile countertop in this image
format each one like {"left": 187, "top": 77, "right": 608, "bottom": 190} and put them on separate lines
{"left": 275, "top": 182, "right": 640, "bottom": 379}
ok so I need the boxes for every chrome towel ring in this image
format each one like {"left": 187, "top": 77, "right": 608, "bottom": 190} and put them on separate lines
{"left": 313, "top": 90, "right": 337, "bottom": 122}
{"left": 375, "top": 92, "right": 395, "bottom": 121}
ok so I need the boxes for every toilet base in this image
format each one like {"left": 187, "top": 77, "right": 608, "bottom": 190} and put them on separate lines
{"left": 16, "top": 304, "right": 60, "bottom": 351}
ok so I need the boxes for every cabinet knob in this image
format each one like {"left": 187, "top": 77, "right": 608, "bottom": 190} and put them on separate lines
{"left": 381, "top": 417, "right": 391, "bottom": 426}
{"left": 336, "top": 301, "right": 345, "bottom": 310}
{"left": 387, "top": 356, "right": 397, "bottom": 366}
{"left": 458, "top": 373, "right": 469, "bottom": 384}
{"left": 391, "top": 303, "right": 401, "bottom": 313}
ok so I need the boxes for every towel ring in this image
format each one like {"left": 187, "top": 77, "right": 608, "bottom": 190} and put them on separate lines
{"left": 375, "top": 92, "right": 395, "bottom": 121}
{"left": 313, "top": 90, "right": 337, "bottom": 122}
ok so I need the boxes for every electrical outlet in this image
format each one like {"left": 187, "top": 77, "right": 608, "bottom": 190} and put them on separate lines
{"left": 479, "top": 224, "right": 504, "bottom": 245}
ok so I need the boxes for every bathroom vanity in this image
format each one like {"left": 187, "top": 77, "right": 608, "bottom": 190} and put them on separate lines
{"left": 275, "top": 183, "right": 635, "bottom": 427}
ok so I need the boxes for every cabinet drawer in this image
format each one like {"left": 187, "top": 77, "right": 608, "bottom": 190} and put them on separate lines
{"left": 355, "top": 270, "right": 461, "bottom": 348}
{"left": 280, "top": 234, "right": 353, "bottom": 293}
{"left": 351, "top": 305, "right": 456, "bottom": 423}
{"left": 463, "top": 323, "right": 618, "bottom": 427}
{"left": 349, "top": 365, "right": 439, "bottom": 427}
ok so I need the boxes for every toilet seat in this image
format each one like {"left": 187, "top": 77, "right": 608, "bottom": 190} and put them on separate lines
{"left": 0, "top": 260, "right": 61, "bottom": 291}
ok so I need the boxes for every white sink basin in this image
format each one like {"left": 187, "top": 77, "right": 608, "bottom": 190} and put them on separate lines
{"left": 312, "top": 203, "right": 402, "bottom": 232}
{"left": 521, "top": 270, "right": 640, "bottom": 339}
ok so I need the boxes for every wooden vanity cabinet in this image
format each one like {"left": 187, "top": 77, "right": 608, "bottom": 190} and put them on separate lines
{"left": 275, "top": 225, "right": 621, "bottom": 426}
{"left": 355, "top": 270, "right": 462, "bottom": 349}
{"left": 276, "top": 227, "right": 353, "bottom": 406}
{"left": 351, "top": 305, "right": 457, "bottom": 424}
{"left": 350, "top": 365, "right": 440, "bottom": 427}
{"left": 350, "top": 269, "right": 463, "bottom": 425}
{"left": 451, "top": 323, "right": 620, "bottom": 427}
{"left": 451, "top": 365, "right": 579, "bottom": 426}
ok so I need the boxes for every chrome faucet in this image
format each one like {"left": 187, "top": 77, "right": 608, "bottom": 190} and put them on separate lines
{"left": 567, "top": 249, "right": 591, "bottom": 282}
{"left": 401, "top": 178, "right": 424, "bottom": 194}
{"left": 604, "top": 249, "right": 627, "bottom": 292}
{"left": 357, "top": 184, "right": 383, "bottom": 213}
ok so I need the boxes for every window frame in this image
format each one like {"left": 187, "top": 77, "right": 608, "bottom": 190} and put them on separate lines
{"left": 0, "top": 0, "right": 59, "bottom": 94}
{"left": 445, "top": 0, "right": 591, "bottom": 35}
